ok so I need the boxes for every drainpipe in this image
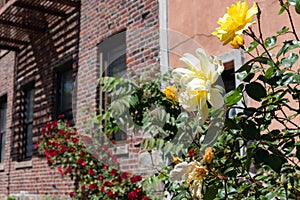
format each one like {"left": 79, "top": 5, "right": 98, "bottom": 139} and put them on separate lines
{"left": 159, "top": 0, "right": 169, "bottom": 75}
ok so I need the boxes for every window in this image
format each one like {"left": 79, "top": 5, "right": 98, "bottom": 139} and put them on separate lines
{"left": 0, "top": 96, "right": 7, "bottom": 163}
{"left": 220, "top": 50, "right": 245, "bottom": 118}
{"left": 19, "top": 85, "right": 34, "bottom": 160}
{"left": 98, "top": 31, "right": 127, "bottom": 141}
{"left": 56, "top": 63, "right": 73, "bottom": 122}
{"left": 222, "top": 61, "right": 236, "bottom": 93}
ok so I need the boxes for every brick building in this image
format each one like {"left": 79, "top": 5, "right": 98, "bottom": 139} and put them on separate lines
{"left": 1, "top": 0, "right": 297, "bottom": 199}
{"left": 0, "top": 0, "right": 160, "bottom": 198}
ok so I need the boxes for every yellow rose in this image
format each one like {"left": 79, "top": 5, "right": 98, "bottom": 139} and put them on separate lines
{"left": 203, "top": 147, "right": 214, "bottom": 164}
{"left": 163, "top": 86, "right": 178, "bottom": 102}
{"left": 212, "top": 1, "right": 258, "bottom": 48}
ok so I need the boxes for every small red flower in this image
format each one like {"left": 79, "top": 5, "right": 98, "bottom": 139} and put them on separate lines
{"left": 69, "top": 147, "right": 75, "bottom": 152}
{"left": 69, "top": 192, "right": 74, "bottom": 197}
{"left": 188, "top": 148, "right": 195, "bottom": 158}
{"left": 108, "top": 190, "right": 116, "bottom": 197}
{"left": 72, "top": 138, "right": 79, "bottom": 143}
{"left": 34, "top": 143, "right": 39, "bottom": 149}
{"left": 66, "top": 167, "right": 72, "bottom": 174}
{"left": 60, "top": 145, "right": 67, "bottom": 154}
{"left": 104, "top": 181, "right": 112, "bottom": 187}
{"left": 88, "top": 168, "right": 95, "bottom": 176}
{"left": 130, "top": 175, "right": 142, "bottom": 183}
{"left": 110, "top": 168, "right": 118, "bottom": 176}
{"left": 127, "top": 191, "right": 138, "bottom": 200}
{"left": 89, "top": 183, "right": 98, "bottom": 190}
{"left": 107, "top": 190, "right": 116, "bottom": 198}
{"left": 77, "top": 158, "right": 86, "bottom": 167}
{"left": 102, "top": 164, "right": 108, "bottom": 170}
{"left": 120, "top": 172, "right": 128, "bottom": 179}
{"left": 98, "top": 175, "right": 104, "bottom": 181}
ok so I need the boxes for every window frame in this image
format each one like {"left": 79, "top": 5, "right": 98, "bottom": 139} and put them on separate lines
{"left": 55, "top": 61, "right": 73, "bottom": 122}
{"left": 97, "top": 31, "right": 127, "bottom": 141}
{"left": 0, "top": 95, "right": 7, "bottom": 163}
{"left": 19, "top": 83, "right": 35, "bottom": 161}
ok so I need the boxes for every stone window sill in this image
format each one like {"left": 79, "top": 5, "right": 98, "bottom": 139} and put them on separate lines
{"left": 14, "top": 160, "right": 32, "bottom": 169}
{"left": 110, "top": 142, "right": 129, "bottom": 156}
{"left": 0, "top": 163, "right": 4, "bottom": 171}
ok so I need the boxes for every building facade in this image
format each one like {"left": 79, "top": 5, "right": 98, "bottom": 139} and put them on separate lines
{"left": 0, "top": 0, "right": 160, "bottom": 198}
{"left": 1, "top": 0, "right": 297, "bottom": 199}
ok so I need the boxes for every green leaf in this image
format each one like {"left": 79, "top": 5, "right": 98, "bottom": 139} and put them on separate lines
{"left": 277, "top": 41, "right": 290, "bottom": 58}
{"left": 265, "top": 66, "right": 276, "bottom": 79}
{"left": 288, "top": 0, "right": 299, "bottom": 6}
{"left": 289, "top": 0, "right": 300, "bottom": 14}
{"left": 243, "top": 72, "right": 255, "bottom": 82}
{"left": 279, "top": 2, "right": 289, "bottom": 14}
{"left": 242, "top": 121, "right": 260, "bottom": 140}
{"left": 246, "top": 41, "right": 259, "bottom": 53}
{"left": 225, "top": 88, "right": 243, "bottom": 106}
{"left": 203, "top": 186, "right": 218, "bottom": 200}
{"left": 265, "top": 154, "right": 283, "bottom": 173}
{"left": 276, "top": 26, "right": 289, "bottom": 34}
{"left": 236, "top": 64, "right": 252, "bottom": 73}
{"left": 245, "top": 82, "right": 267, "bottom": 101}
{"left": 264, "top": 36, "right": 277, "bottom": 48}
{"left": 254, "top": 148, "right": 269, "bottom": 164}
{"left": 281, "top": 53, "right": 299, "bottom": 67}
{"left": 224, "top": 118, "right": 240, "bottom": 129}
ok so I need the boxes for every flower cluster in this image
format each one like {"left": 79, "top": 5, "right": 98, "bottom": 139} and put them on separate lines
{"left": 37, "top": 119, "right": 149, "bottom": 199}
{"left": 169, "top": 148, "right": 214, "bottom": 199}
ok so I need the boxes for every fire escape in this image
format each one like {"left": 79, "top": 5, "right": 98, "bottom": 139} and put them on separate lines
{"left": 0, "top": 0, "right": 80, "bottom": 51}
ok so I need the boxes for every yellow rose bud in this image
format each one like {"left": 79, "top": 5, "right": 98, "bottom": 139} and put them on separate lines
{"left": 163, "top": 86, "right": 178, "bottom": 102}
{"left": 230, "top": 34, "right": 244, "bottom": 49}
{"left": 172, "top": 156, "right": 183, "bottom": 165}
{"left": 203, "top": 148, "right": 214, "bottom": 164}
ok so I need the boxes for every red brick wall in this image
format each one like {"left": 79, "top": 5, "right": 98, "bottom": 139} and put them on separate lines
{"left": 0, "top": 51, "right": 14, "bottom": 197}
{"left": 76, "top": 0, "right": 159, "bottom": 173}
{"left": 0, "top": 0, "right": 160, "bottom": 197}
{"left": 0, "top": 10, "right": 80, "bottom": 197}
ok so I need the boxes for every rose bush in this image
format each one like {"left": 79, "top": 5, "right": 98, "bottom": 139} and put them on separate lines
{"left": 37, "top": 118, "right": 149, "bottom": 200}
{"left": 38, "top": 0, "right": 300, "bottom": 199}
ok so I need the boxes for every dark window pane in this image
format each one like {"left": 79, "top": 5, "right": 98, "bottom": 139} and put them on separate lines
{"left": 26, "top": 90, "right": 34, "bottom": 122}
{"left": 23, "top": 88, "right": 34, "bottom": 159}
{"left": 0, "top": 102, "right": 6, "bottom": 131}
{"left": 61, "top": 70, "right": 73, "bottom": 112}
{"left": 0, "top": 101, "right": 6, "bottom": 162}
{"left": 0, "top": 133, "right": 5, "bottom": 162}
{"left": 26, "top": 123, "right": 33, "bottom": 158}
{"left": 57, "top": 68, "right": 73, "bottom": 122}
